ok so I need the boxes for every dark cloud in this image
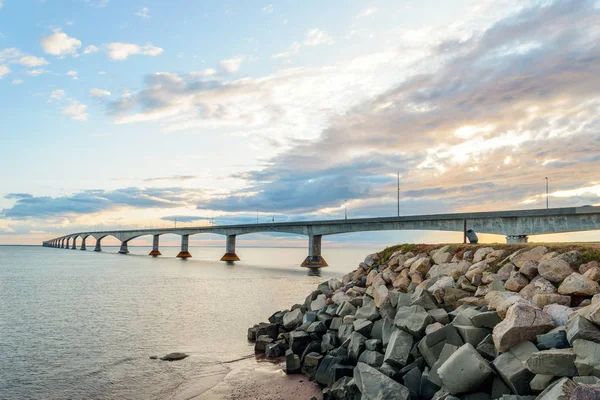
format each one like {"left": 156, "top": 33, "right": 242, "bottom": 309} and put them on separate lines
{"left": 4, "top": 193, "right": 34, "bottom": 200}
{"left": 1, "top": 187, "right": 204, "bottom": 220}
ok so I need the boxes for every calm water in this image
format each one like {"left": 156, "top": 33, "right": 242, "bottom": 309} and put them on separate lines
{"left": 0, "top": 245, "right": 378, "bottom": 400}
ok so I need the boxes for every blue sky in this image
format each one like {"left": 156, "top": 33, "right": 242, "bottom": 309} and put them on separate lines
{"left": 1, "top": 0, "right": 600, "bottom": 246}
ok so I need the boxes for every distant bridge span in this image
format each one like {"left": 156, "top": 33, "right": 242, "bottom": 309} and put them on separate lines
{"left": 43, "top": 206, "right": 600, "bottom": 267}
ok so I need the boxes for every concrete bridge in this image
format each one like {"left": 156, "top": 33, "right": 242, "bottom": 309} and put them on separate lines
{"left": 42, "top": 206, "right": 600, "bottom": 267}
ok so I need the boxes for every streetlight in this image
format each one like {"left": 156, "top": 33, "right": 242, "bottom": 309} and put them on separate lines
{"left": 344, "top": 200, "right": 347, "bottom": 220}
{"left": 272, "top": 204, "right": 275, "bottom": 223}
{"left": 397, "top": 172, "right": 400, "bottom": 217}
{"left": 545, "top": 177, "right": 549, "bottom": 209}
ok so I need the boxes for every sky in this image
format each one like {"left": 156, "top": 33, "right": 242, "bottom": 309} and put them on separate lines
{"left": 1, "top": 0, "right": 599, "bottom": 247}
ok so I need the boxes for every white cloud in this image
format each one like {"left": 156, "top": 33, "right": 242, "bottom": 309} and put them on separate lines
{"left": 0, "top": 1, "right": 4, "bottom": 9}
{"left": 272, "top": 42, "right": 300, "bottom": 59}
{"left": 98, "top": 71, "right": 107, "bottom": 75}
{"left": 85, "top": 0, "right": 109, "bottom": 7}
{"left": 83, "top": 45, "right": 99, "bottom": 54}
{"left": 219, "top": 57, "right": 243, "bottom": 73}
{"left": 190, "top": 68, "right": 217, "bottom": 78}
{"left": 12, "top": 79, "right": 23, "bottom": 84}
{"left": 304, "top": 28, "right": 335, "bottom": 46}
{"left": 18, "top": 55, "right": 49, "bottom": 67}
{"left": 41, "top": 31, "right": 82, "bottom": 57}
{"left": 357, "top": 7, "right": 378, "bottom": 17}
{"left": 89, "top": 88, "right": 111, "bottom": 97}
{"left": 135, "top": 7, "right": 150, "bottom": 19}
{"left": 0, "top": 65, "right": 10, "bottom": 78}
{"left": 262, "top": 4, "right": 273, "bottom": 13}
{"left": 106, "top": 42, "right": 163, "bottom": 60}
{"left": 49, "top": 89, "right": 65, "bottom": 101}
{"left": 0, "top": 48, "right": 21, "bottom": 63}
{"left": 62, "top": 101, "right": 88, "bottom": 121}
{"left": 66, "top": 70, "right": 78, "bottom": 79}
{"left": 27, "top": 69, "right": 47, "bottom": 76}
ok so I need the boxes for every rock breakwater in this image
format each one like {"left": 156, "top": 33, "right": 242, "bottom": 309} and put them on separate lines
{"left": 248, "top": 243, "right": 600, "bottom": 399}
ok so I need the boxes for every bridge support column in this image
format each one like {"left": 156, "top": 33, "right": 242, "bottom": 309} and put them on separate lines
{"left": 149, "top": 235, "right": 161, "bottom": 256}
{"left": 506, "top": 235, "right": 528, "bottom": 243}
{"left": 94, "top": 239, "right": 102, "bottom": 252}
{"left": 71, "top": 238, "right": 77, "bottom": 250}
{"left": 220, "top": 235, "right": 240, "bottom": 261}
{"left": 65, "top": 238, "right": 70, "bottom": 249}
{"left": 118, "top": 241, "right": 129, "bottom": 254}
{"left": 301, "top": 235, "right": 328, "bottom": 267}
{"left": 177, "top": 235, "right": 192, "bottom": 258}
{"left": 80, "top": 237, "right": 87, "bottom": 251}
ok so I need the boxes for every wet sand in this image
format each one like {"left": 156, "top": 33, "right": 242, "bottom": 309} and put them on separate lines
{"left": 170, "top": 357, "right": 322, "bottom": 400}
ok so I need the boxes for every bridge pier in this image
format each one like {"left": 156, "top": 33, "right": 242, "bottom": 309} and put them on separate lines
{"left": 94, "top": 239, "right": 102, "bottom": 252}
{"left": 118, "top": 241, "right": 129, "bottom": 254}
{"left": 71, "top": 237, "right": 77, "bottom": 250}
{"left": 80, "top": 237, "right": 87, "bottom": 251}
{"left": 301, "top": 235, "right": 328, "bottom": 267}
{"left": 65, "top": 238, "right": 70, "bottom": 249}
{"left": 149, "top": 235, "right": 161, "bottom": 256}
{"left": 506, "top": 235, "right": 529, "bottom": 243}
{"left": 220, "top": 235, "right": 240, "bottom": 261}
{"left": 177, "top": 234, "right": 192, "bottom": 258}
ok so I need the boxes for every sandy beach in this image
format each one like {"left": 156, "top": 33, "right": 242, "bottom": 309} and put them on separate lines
{"left": 170, "top": 356, "right": 322, "bottom": 400}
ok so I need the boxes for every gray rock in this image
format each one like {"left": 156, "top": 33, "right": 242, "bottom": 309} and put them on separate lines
{"left": 355, "top": 295, "right": 380, "bottom": 321}
{"left": 322, "top": 332, "right": 338, "bottom": 353}
{"left": 429, "top": 343, "right": 459, "bottom": 387}
{"left": 383, "top": 329, "right": 414, "bottom": 367}
{"left": 420, "top": 367, "right": 441, "bottom": 399}
{"left": 353, "top": 319, "right": 373, "bottom": 336}
{"left": 455, "top": 325, "right": 492, "bottom": 347}
{"left": 530, "top": 374, "right": 555, "bottom": 392}
{"left": 394, "top": 305, "right": 434, "bottom": 337}
{"left": 470, "top": 311, "right": 502, "bottom": 329}
{"left": 378, "top": 362, "right": 403, "bottom": 381}
{"left": 327, "top": 376, "right": 361, "bottom": 400}
{"left": 256, "top": 323, "right": 279, "bottom": 340}
{"left": 310, "top": 294, "right": 327, "bottom": 311}
{"left": 537, "top": 329, "right": 570, "bottom": 350}
{"left": 492, "top": 351, "right": 534, "bottom": 395}
{"left": 330, "top": 317, "right": 343, "bottom": 331}
{"left": 411, "top": 288, "right": 438, "bottom": 310}
{"left": 526, "top": 349, "right": 577, "bottom": 376}
{"left": 265, "top": 340, "right": 288, "bottom": 358}
{"left": 543, "top": 304, "right": 574, "bottom": 326}
{"left": 402, "top": 366, "right": 422, "bottom": 400}
{"left": 535, "top": 377, "right": 576, "bottom": 399}
{"left": 301, "top": 352, "right": 323, "bottom": 378}
{"left": 437, "top": 343, "right": 493, "bottom": 394}
{"left": 254, "top": 335, "right": 274, "bottom": 352}
{"left": 307, "top": 321, "right": 327, "bottom": 334}
{"left": 573, "top": 339, "right": 600, "bottom": 377}
{"left": 491, "top": 376, "right": 512, "bottom": 398}
{"left": 337, "top": 301, "right": 357, "bottom": 318}
{"left": 358, "top": 350, "right": 384, "bottom": 367}
{"left": 365, "top": 338, "right": 382, "bottom": 352}
{"left": 330, "top": 364, "right": 355, "bottom": 385}
{"left": 381, "top": 317, "right": 395, "bottom": 347}
{"left": 567, "top": 315, "right": 600, "bottom": 344}
{"left": 573, "top": 375, "right": 600, "bottom": 385}
{"left": 476, "top": 334, "right": 497, "bottom": 360}
{"left": 348, "top": 331, "right": 368, "bottom": 364}
{"left": 428, "top": 308, "right": 450, "bottom": 324}
{"left": 285, "top": 349, "right": 301, "bottom": 374}
{"left": 337, "top": 323, "right": 354, "bottom": 342}
{"left": 418, "top": 323, "right": 464, "bottom": 367}
{"left": 289, "top": 331, "right": 310, "bottom": 355}
{"left": 558, "top": 272, "right": 600, "bottom": 296}
{"left": 538, "top": 259, "right": 573, "bottom": 283}
{"left": 160, "top": 352, "right": 189, "bottom": 361}
{"left": 315, "top": 354, "right": 345, "bottom": 385}
{"left": 354, "top": 362, "right": 410, "bottom": 399}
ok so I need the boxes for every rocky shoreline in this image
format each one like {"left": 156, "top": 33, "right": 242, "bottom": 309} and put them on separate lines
{"left": 248, "top": 243, "right": 600, "bottom": 399}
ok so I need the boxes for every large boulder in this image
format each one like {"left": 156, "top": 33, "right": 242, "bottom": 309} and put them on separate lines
{"left": 532, "top": 294, "right": 571, "bottom": 308}
{"left": 492, "top": 303, "right": 555, "bottom": 352}
{"left": 567, "top": 315, "right": 600, "bottom": 344}
{"left": 511, "top": 246, "right": 548, "bottom": 268}
{"left": 394, "top": 305, "right": 434, "bottom": 337}
{"left": 544, "top": 304, "right": 574, "bottom": 326}
{"left": 355, "top": 295, "right": 380, "bottom": 321}
{"left": 373, "top": 285, "right": 389, "bottom": 308}
{"left": 538, "top": 258, "right": 574, "bottom": 283}
{"left": 432, "top": 250, "right": 452, "bottom": 265}
{"left": 348, "top": 331, "right": 368, "bottom": 364}
{"left": 526, "top": 349, "right": 577, "bottom": 376}
{"left": 519, "top": 277, "right": 557, "bottom": 300}
{"left": 354, "top": 362, "right": 410, "bottom": 399}
{"left": 437, "top": 343, "right": 494, "bottom": 394}
{"left": 492, "top": 350, "right": 534, "bottom": 395}
{"left": 573, "top": 339, "right": 600, "bottom": 377}
{"left": 474, "top": 247, "right": 495, "bottom": 262}
{"left": 536, "top": 377, "right": 577, "bottom": 400}
{"left": 383, "top": 329, "right": 414, "bottom": 367}
{"left": 504, "top": 272, "right": 529, "bottom": 292}
{"left": 558, "top": 273, "right": 600, "bottom": 296}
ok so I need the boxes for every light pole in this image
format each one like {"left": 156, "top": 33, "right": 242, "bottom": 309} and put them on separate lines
{"left": 256, "top": 209, "right": 259, "bottom": 224}
{"left": 397, "top": 172, "right": 400, "bottom": 217}
{"left": 344, "top": 200, "right": 347, "bottom": 220}
{"left": 545, "top": 177, "right": 549, "bottom": 209}
{"left": 174, "top": 217, "right": 177, "bottom": 228}
{"left": 272, "top": 204, "right": 275, "bottom": 223}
